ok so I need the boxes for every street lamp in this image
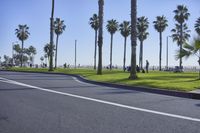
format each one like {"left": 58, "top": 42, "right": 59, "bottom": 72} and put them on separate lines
{"left": 166, "top": 36, "right": 171, "bottom": 70}
{"left": 75, "top": 40, "right": 77, "bottom": 69}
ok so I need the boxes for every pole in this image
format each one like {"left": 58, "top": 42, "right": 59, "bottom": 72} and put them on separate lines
{"left": 166, "top": 36, "right": 169, "bottom": 70}
{"left": 12, "top": 42, "right": 14, "bottom": 66}
{"left": 75, "top": 40, "right": 77, "bottom": 69}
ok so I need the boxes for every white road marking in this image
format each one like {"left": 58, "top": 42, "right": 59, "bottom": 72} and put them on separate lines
{"left": 0, "top": 76, "right": 200, "bottom": 122}
{"left": 72, "top": 77, "right": 94, "bottom": 86}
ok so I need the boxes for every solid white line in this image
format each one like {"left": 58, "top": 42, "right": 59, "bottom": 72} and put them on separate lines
{"left": 72, "top": 77, "right": 93, "bottom": 86}
{"left": 0, "top": 77, "right": 200, "bottom": 122}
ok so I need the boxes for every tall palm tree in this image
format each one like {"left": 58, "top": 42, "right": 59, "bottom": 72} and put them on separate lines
{"left": 153, "top": 15, "right": 168, "bottom": 71}
{"left": 49, "top": 0, "right": 55, "bottom": 71}
{"left": 54, "top": 18, "right": 66, "bottom": 69}
{"left": 176, "top": 37, "right": 200, "bottom": 79}
{"left": 195, "top": 17, "right": 200, "bottom": 36}
{"left": 137, "top": 16, "right": 149, "bottom": 69}
{"left": 89, "top": 14, "right": 99, "bottom": 70}
{"left": 106, "top": 19, "right": 118, "bottom": 70}
{"left": 173, "top": 5, "right": 190, "bottom": 68}
{"left": 129, "top": 0, "right": 137, "bottom": 79}
{"left": 97, "top": 0, "right": 104, "bottom": 75}
{"left": 119, "top": 21, "right": 131, "bottom": 71}
{"left": 15, "top": 24, "right": 30, "bottom": 67}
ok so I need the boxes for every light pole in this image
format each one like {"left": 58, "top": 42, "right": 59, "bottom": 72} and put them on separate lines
{"left": 12, "top": 42, "right": 14, "bottom": 66}
{"left": 166, "top": 36, "right": 171, "bottom": 70}
{"left": 75, "top": 40, "right": 77, "bottom": 69}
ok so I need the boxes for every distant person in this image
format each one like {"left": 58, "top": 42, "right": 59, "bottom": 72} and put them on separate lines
{"left": 146, "top": 60, "right": 149, "bottom": 73}
{"left": 142, "top": 68, "right": 145, "bottom": 73}
{"left": 64, "top": 63, "right": 67, "bottom": 68}
{"left": 127, "top": 66, "right": 131, "bottom": 72}
{"left": 136, "top": 65, "right": 140, "bottom": 73}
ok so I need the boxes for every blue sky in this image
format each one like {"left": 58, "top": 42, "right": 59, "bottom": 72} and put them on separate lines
{"left": 0, "top": 0, "right": 200, "bottom": 67}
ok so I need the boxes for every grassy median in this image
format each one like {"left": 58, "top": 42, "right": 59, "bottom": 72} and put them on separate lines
{"left": 5, "top": 67, "right": 200, "bottom": 92}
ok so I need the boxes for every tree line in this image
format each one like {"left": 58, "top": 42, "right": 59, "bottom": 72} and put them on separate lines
{"left": 89, "top": 1, "right": 199, "bottom": 79}
{"left": 7, "top": 0, "right": 199, "bottom": 79}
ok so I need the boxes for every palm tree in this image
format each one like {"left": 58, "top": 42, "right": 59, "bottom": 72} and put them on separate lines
{"left": 106, "top": 19, "right": 118, "bottom": 70}
{"left": 129, "top": 0, "right": 137, "bottom": 79}
{"left": 44, "top": 43, "right": 55, "bottom": 65}
{"left": 54, "top": 18, "right": 66, "bottom": 69}
{"left": 15, "top": 24, "right": 30, "bottom": 67}
{"left": 195, "top": 17, "right": 200, "bottom": 36}
{"left": 173, "top": 5, "right": 190, "bottom": 68}
{"left": 49, "top": 0, "right": 55, "bottom": 71}
{"left": 119, "top": 21, "right": 131, "bottom": 71}
{"left": 153, "top": 15, "right": 168, "bottom": 71}
{"left": 40, "top": 56, "right": 44, "bottom": 67}
{"left": 44, "top": 54, "right": 48, "bottom": 66}
{"left": 171, "top": 23, "right": 190, "bottom": 65}
{"left": 13, "top": 44, "right": 21, "bottom": 54}
{"left": 176, "top": 37, "right": 200, "bottom": 79}
{"left": 13, "top": 44, "right": 21, "bottom": 65}
{"left": 97, "top": 0, "right": 104, "bottom": 75}
{"left": 28, "top": 46, "right": 36, "bottom": 65}
{"left": 137, "top": 16, "right": 149, "bottom": 69}
{"left": 89, "top": 14, "right": 99, "bottom": 70}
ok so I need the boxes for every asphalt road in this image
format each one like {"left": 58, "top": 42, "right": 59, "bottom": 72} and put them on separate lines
{"left": 0, "top": 71, "right": 200, "bottom": 133}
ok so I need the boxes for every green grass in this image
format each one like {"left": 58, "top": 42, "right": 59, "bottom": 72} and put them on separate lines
{"left": 6, "top": 67, "right": 200, "bottom": 92}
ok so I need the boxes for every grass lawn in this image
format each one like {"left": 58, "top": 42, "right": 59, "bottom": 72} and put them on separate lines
{"left": 5, "top": 67, "right": 200, "bottom": 92}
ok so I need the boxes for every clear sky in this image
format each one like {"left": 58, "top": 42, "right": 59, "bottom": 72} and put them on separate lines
{"left": 0, "top": 0, "right": 200, "bottom": 67}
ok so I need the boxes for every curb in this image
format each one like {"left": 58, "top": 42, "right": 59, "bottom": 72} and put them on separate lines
{"left": 1, "top": 69, "right": 200, "bottom": 100}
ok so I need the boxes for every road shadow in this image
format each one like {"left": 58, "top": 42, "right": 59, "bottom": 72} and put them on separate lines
{"left": 195, "top": 103, "right": 200, "bottom": 107}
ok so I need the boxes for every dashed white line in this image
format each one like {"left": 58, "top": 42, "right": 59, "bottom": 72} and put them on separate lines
{"left": 0, "top": 76, "right": 200, "bottom": 122}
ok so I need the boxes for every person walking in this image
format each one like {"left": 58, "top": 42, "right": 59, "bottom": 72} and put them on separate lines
{"left": 146, "top": 60, "right": 149, "bottom": 73}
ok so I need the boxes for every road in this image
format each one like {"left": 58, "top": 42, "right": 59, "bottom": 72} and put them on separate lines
{"left": 0, "top": 71, "right": 200, "bottom": 133}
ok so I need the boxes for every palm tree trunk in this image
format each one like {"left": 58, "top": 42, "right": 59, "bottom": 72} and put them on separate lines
{"left": 49, "top": 0, "right": 54, "bottom": 71}
{"left": 97, "top": 0, "right": 104, "bottom": 75}
{"left": 94, "top": 30, "right": 98, "bottom": 70}
{"left": 123, "top": 37, "right": 127, "bottom": 72}
{"left": 159, "top": 32, "right": 162, "bottom": 71}
{"left": 110, "top": 34, "right": 113, "bottom": 70}
{"left": 198, "top": 51, "right": 200, "bottom": 80}
{"left": 180, "top": 23, "right": 183, "bottom": 69}
{"left": 129, "top": 0, "right": 137, "bottom": 79}
{"left": 141, "top": 41, "right": 143, "bottom": 69}
{"left": 55, "top": 35, "right": 59, "bottom": 69}
{"left": 21, "top": 40, "right": 24, "bottom": 67}
{"left": 179, "top": 44, "right": 183, "bottom": 69}
{"left": 199, "top": 62, "right": 200, "bottom": 80}
{"left": 139, "top": 41, "right": 143, "bottom": 69}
